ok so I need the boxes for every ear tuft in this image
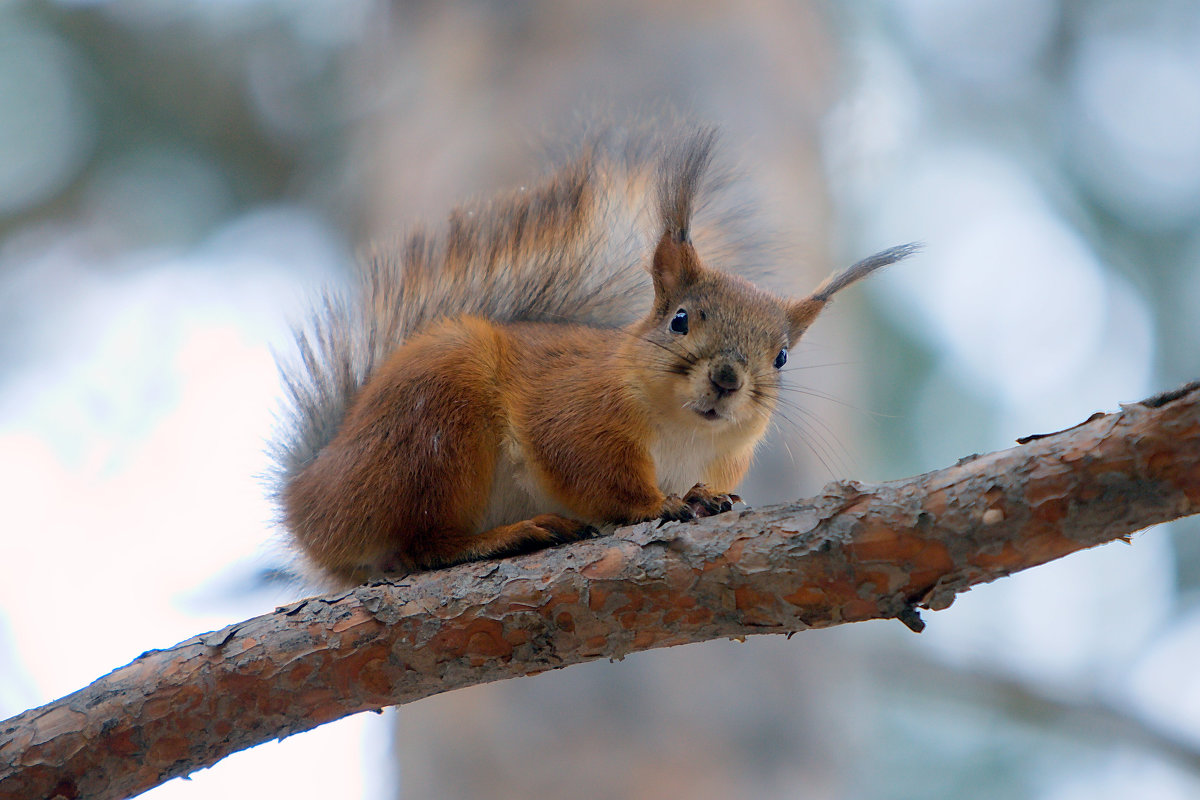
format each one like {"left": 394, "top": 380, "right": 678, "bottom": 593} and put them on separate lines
{"left": 787, "top": 243, "right": 920, "bottom": 341}
{"left": 811, "top": 243, "right": 921, "bottom": 302}
{"left": 649, "top": 128, "right": 719, "bottom": 313}
{"left": 657, "top": 127, "right": 718, "bottom": 244}
{"left": 652, "top": 231, "right": 702, "bottom": 310}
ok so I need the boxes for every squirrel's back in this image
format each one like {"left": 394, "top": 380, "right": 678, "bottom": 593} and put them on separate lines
{"left": 268, "top": 125, "right": 759, "bottom": 495}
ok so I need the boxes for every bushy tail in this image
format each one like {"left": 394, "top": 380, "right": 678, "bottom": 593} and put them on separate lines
{"left": 267, "top": 125, "right": 758, "bottom": 490}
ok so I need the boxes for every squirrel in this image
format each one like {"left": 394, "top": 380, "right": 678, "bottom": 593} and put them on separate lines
{"left": 269, "top": 125, "right": 916, "bottom": 587}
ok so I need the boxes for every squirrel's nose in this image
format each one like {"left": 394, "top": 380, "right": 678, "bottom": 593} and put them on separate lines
{"left": 708, "top": 363, "right": 743, "bottom": 396}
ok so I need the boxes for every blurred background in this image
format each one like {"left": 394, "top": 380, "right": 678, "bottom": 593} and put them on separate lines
{"left": 2, "top": 1, "right": 1199, "bottom": 798}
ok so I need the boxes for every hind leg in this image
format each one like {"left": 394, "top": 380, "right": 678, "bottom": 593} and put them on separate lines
{"left": 409, "top": 514, "right": 599, "bottom": 570}
{"left": 285, "top": 318, "right": 517, "bottom": 582}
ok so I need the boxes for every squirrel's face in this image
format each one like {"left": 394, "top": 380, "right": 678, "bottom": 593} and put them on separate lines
{"left": 632, "top": 231, "right": 913, "bottom": 445}
{"left": 631, "top": 230, "right": 880, "bottom": 438}
{"left": 633, "top": 271, "right": 794, "bottom": 433}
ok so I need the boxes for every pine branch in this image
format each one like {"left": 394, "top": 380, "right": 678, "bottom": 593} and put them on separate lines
{"left": 3, "top": 381, "right": 1199, "bottom": 800}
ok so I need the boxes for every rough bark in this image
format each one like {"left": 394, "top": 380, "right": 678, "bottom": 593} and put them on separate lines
{"left": 3, "top": 381, "right": 1199, "bottom": 800}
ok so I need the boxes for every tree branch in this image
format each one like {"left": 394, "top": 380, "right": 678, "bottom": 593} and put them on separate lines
{"left": 4, "top": 381, "right": 1199, "bottom": 800}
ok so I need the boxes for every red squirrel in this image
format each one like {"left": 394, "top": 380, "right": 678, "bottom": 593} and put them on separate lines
{"left": 269, "top": 126, "right": 915, "bottom": 587}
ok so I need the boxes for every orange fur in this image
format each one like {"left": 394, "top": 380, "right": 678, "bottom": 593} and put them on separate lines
{"left": 272, "top": 127, "right": 914, "bottom": 586}
{"left": 284, "top": 241, "right": 798, "bottom": 585}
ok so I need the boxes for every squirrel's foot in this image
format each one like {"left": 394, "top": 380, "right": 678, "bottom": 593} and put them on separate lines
{"left": 683, "top": 482, "right": 740, "bottom": 516}
{"left": 460, "top": 515, "right": 600, "bottom": 564}
{"left": 527, "top": 513, "right": 600, "bottom": 544}
{"left": 658, "top": 484, "right": 741, "bottom": 526}
{"left": 658, "top": 495, "right": 697, "bottom": 525}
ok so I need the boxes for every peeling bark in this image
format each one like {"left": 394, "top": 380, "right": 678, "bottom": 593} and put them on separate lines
{"left": 3, "top": 382, "right": 1199, "bottom": 800}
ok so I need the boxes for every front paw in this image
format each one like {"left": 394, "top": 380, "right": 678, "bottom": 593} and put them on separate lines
{"left": 658, "top": 494, "right": 697, "bottom": 525}
{"left": 682, "top": 483, "right": 740, "bottom": 517}
{"left": 658, "top": 484, "right": 741, "bottom": 526}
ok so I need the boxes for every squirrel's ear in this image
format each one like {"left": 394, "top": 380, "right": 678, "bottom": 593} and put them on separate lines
{"left": 788, "top": 243, "right": 921, "bottom": 342}
{"left": 787, "top": 297, "right": 825, "bottom": 342}
{"left": 651, "top": 230, "right": 702, "bottom": 307}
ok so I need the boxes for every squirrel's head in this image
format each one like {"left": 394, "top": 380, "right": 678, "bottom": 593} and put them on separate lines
{"left": 630, "top": 231, "right": 918, "bottom": 435}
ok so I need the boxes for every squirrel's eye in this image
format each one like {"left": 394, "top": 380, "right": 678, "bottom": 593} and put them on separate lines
{"left": 670, "top": 309, "right": 689, "bottom": 335}
{"left": 774, "top": 348, "right": 788, "bottom": 369}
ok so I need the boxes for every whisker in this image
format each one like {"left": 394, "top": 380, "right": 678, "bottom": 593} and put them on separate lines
{"left": 608, "top": 326, "right": 700, "bottom": 366}
{"left": 772, "top": 411, "right": 843, "bottom": 477}
{"left": 779, "top": 360, "right": 859, "bottom": 373}
{"left": 770, "top": 386, "right": 892, "bottom": 419}
{"left": 534, "top": 309, "right": 701, "bottom": 367}
{"left": 752, "top": 389, "right": 854, "bottom": 477}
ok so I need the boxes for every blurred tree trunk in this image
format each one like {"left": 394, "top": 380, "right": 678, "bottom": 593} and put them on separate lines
{"left": 351, "top": 6, "right": 845, "bottom": 795}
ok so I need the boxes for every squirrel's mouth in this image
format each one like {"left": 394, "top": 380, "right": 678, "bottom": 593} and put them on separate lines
{"left": 694, "top": 407, "right": 723, "bottom": 422}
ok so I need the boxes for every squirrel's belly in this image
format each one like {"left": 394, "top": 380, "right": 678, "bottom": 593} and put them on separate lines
{"left": 475, "top": 436, "right": 573, "bottom": 531}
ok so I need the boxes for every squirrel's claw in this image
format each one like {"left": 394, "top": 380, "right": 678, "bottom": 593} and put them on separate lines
{"left": 658, "top": 484, "right": 740, "bottom": 526}
{"left": 682, "top": 482, "right": 739, "bottom": 517}
{"left": 658, "top": 495, "right": 698, "bottom": 526}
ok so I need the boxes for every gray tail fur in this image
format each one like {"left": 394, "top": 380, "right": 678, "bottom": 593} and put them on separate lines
{"left": 267, "top": 125, "right": 759, "bottom": 492}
